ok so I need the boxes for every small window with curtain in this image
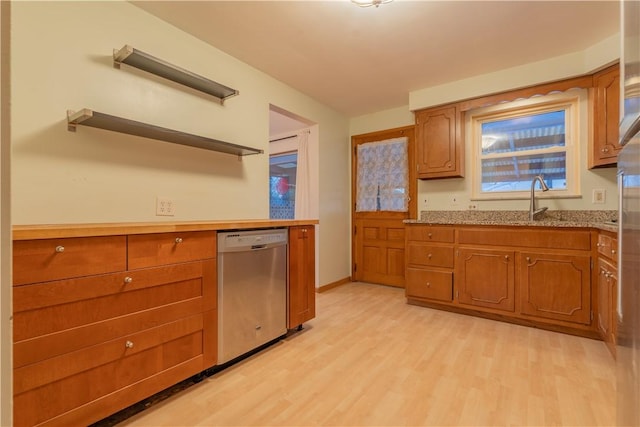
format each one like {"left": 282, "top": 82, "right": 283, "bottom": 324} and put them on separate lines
{"left": 469, "top": 90, "right": 583, "bottom": 200}
{"left": 356, "top": 137, "right": 408, "bottom": 212}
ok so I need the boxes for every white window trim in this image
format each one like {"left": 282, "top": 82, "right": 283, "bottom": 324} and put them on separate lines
{"left": 468, "top": 90, "right": 584, "bottom": 201}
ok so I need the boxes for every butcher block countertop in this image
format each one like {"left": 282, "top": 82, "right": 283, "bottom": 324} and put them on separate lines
{"left": 405, "top": 210, "right": 618, "bottom": 233}
{"left": 12, "top": 219, "right": 319, "bottom": 240}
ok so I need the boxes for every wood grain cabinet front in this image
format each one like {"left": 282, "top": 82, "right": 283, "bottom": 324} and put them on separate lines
{"left": 519, "top": 252, "right": 592, "bottom": 325}
{"left": 405, "top": 225, "right": 455, "bottom": 303}
{"left": 590, "top": 64, "right": 621, "bottom": 168}
{"left": 415, "top": 105, "right": 464, "bottom": 179}
{"left": 288, "top": 226, "right": 316, "bottom": 329}
{"left": 12, "top": 231, "right": 217, "bottom": 427}
{"left": 456, "top": 248, "right": 515, "bottom": 312}
{"left": 596, "top": 230, "right": 618, "bottom": 357}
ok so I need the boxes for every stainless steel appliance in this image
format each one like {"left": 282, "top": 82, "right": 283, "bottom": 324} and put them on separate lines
{"left": 617, "top": 1, "right": 640, "bottom": 424}
{"left": 217, "top": 228, "right": 288, "bottom": 365}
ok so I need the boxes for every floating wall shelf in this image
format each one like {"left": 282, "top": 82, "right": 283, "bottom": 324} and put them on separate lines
{"left": 113, "top": 45, "right": 239, "bottom": 104}
{"left": 67, "top": 109, "right": 263, "bottom": 157}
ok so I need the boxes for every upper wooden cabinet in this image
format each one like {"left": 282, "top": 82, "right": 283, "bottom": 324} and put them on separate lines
{"left": 415, "top": 105, "right": 464, "bottom": 179}
{"left": 591, "top": 64, "right": 621, "bottom": 168}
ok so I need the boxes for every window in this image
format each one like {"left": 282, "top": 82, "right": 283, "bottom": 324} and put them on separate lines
{"left": 269, "top": 152, "right": 297, "bottom": 219}
{"left": 356, "top": 137, "right": 408, "bottom": 212}
{"left": 470, "top": 91, "right": 582, "bottom": 200}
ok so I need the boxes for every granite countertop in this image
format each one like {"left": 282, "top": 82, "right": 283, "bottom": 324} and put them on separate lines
{"left": 405, "top": 210, "right": 619, "bottom": 233}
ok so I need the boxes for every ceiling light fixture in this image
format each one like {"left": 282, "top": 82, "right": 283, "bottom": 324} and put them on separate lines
{"left": 351, "top": 0, "right": 393, "bottom": 8}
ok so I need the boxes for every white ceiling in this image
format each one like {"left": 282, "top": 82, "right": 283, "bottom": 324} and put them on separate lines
{"left": 132, "top": 1, "right": 619, "bottom": 118}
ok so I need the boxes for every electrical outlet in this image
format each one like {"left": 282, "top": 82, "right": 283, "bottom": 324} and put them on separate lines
{"left": 592, "top": 189, "right": 606, "bottom": 204}
{"left": 156, "top": 197, "right": 175, "bottom": 216}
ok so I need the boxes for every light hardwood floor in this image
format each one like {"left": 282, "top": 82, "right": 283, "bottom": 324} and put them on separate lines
{"left": 121, "top": 282, "right": 616, "bottom": 426}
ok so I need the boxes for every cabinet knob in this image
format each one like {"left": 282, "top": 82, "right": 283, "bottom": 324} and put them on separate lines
{"left": 426, "top": 282, "right": 431, "bottom": 287}
{"left": 602, "top": 147, "right": 609, "bottom": 153}
{"left": 611, "top": 249, "right": 616, "bottom": 255}
{"left": 504, "top": 255, "right": 509, "bottom": 261}
{"left": 55, "top": 245, "right": 65, "bottom": 253}
{"left": 302, "top": 228, "right": 307, "bottom": 233}
{"left": 526, "top": 257, "right": 531, "bottom": 262}
{"left": 175, "top": 237, "right": 183, "bottom": 244}
{"left": 427, "top": 233, "right": 433, "bottom": 238}
{"left": 125, "top": 340, "right": 134, "bottom": 349}
{"left": 596, "top": 243, "right": 602, "bottom": 247}
{"left": 428, "top": 253, "right": 432, "bottom": 259}
{"left": 124, "top": 276, "right": 133, "bottom": 284}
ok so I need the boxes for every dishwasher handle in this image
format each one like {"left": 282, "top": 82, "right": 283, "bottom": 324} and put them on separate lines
{"left": 251, "top": 244, "right": 267, "bottom": 250}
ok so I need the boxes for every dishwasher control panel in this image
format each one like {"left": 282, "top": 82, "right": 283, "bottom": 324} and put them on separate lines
{"left": 218, "top": 229, "right": 288, "bottom": 252}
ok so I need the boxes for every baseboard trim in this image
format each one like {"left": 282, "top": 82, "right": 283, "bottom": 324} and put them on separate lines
{"left": 317, "top": 277, "right": 351, "bottom": 293}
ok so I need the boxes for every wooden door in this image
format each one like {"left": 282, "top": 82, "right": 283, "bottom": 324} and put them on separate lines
{"left": 351, "top": 126, "right": 416, "bottom": 288}
{"left": 520, "top": 252, "right": 591, "bottom": 325}
{"left": 456, "top": 248, "right": 515, "bottom": 312}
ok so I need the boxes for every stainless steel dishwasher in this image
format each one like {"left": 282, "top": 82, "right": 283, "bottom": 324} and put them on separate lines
{"left": 217, "top": 228, "right": 288, "bottom": 364}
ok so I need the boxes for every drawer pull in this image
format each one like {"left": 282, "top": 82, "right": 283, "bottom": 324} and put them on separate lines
{"left": 426, "top": 282, "right": 431, "bottom": 287}
{"left": 124, "top": 276, "right": 133, "bottom": 284}
{"left": 175, "top": 237, "right": 183, "bottom": 244}
{"left": 125, "top": 340, "right": 134, "bottom": 349}
{"left": 55, "top": 245, "right": 65, "bottom": 253}
{"left": 428, "top": 253, "right": 432, "bottom": 259}
{"left": 427, "top": 233, "right": 433, "bottom": 238}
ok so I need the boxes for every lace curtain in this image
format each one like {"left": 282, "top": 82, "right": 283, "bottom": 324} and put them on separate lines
{"left": 356, "top": 137, "right": 408, "bottom": 212}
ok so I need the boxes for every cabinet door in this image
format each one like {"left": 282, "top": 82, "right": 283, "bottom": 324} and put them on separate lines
{"left": 597, "top": 260, "right": 613, "bottom": 337}
{"left": 415, "top": 105, "right": 464, "bottom": 179}
{"left": 591, "top": 64, "right": 621, "bottom": 168}
{"left": 456, "top": 248, "right": 515, "bottom": 312}
{"left": 288, "top": 226, "right": 316, "bottom": 329}
{"left": 520, "top": 253, "right": 591, "bottom": 325}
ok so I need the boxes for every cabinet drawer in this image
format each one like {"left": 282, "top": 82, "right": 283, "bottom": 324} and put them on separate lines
{"left": 458, "top": 227, "right": 591, "bottom": 250}
{"left": 14, "top": 313, "right": 204, "bottom": 394}
{"left": 13, "top": 327, "right": 204, "bottom": 427}
{"left": 406, "top": 268, "right": 452, "bottom": 302}
{"left": 13, "top": 260, "right": 212, "bottom": 344}
{"left": 407, "top": 243, "right": 454, "bottom": 268}
{"left": 406, "top": 226, "right": 454, "bottom": 243}
{"left": 128, "top": 231, "right": 216, "bottom": 269}
{"left": 597, "top": 233, "right": 618, "bottom": 262}
{"left": 13, "top": 236, "right": 126, "bottom": 286}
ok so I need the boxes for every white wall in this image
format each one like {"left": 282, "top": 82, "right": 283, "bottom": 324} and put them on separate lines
{"left": 11, "top": 2, "right": 351, "bottom": 286}
{"left": 350, "top": 34, "right": 620, "bottom": 215}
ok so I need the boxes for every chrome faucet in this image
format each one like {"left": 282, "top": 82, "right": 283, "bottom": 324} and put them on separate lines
{"left": 529, "top": 175, "right": 549, "bottom": 220}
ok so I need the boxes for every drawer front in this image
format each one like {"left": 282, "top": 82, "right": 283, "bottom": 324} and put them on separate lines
{"left": 597, "top": 233, "right": 617, "bottom": 262}
{"left": 406, "top": 268, "right": 452, "bottom": 302}
{"left": 406, "top": 225, "right": 454, "bottom": 243}
{"left": 13, "top": 236, "right": 126, "bottom": 286}
{"left": 458, "top": 227, "right": 591, "bottom": 250}
{"left": 13, "top": 328, "right": 204, "bottom": 427}
{"left": 13, "top": 260, "right": 213, "bottom": 344}
{"left": 14, "top": 314, "right": 204, "bottom": 394}
{"left": 128, "top": 231, "right": 216, "bottom": 269}
{"left": 407, "top": 243, "right": 454, "bottom": 268}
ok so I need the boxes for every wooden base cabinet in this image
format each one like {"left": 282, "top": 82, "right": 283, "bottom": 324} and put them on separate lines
{"left": 596, "top": 230, "right": 618, "bottom": 357}
{"left": 288, "top": 226, "right": 316, "bottom": 329}
{"left": 12, "top": 231, "right": 217, "bottom": 427}
{"left": 406, "top": 225, "right": 597, "bottom": 338}
{"left": 405, "top": 225, "right": 455, "bottom": 303}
